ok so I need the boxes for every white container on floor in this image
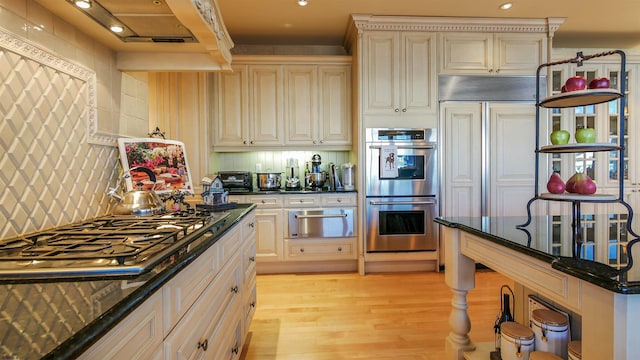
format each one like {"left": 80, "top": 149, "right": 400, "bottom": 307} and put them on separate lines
{"left": 501, "top": 321, "right": 535, "bottom": 360}
{"left": 530, "top": 309, "right": 569, "bottom": 359}
{"left": 530, "top": 351, "right": 563, "bottom": 360}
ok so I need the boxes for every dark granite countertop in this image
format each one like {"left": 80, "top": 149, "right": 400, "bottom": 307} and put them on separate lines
{"left": 0, "top": 204, "right": 256, "bottom": 360}
{"left": 435, "top": 215, "right": 640, "bottom": 294}
{"left": 227, "top": 189, "right": 357, "bottom": 195}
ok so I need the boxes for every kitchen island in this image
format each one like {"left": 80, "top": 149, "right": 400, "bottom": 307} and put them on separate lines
{"left": 436, "top": 215, "right": 640, "bottom": 360}
{"left": 0, "top": 204, "right": 256, "bottom": 360}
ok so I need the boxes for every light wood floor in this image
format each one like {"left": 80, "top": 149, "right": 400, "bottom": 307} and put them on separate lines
{"left": 241, "top": 269, "right": 511, "bottom": 360}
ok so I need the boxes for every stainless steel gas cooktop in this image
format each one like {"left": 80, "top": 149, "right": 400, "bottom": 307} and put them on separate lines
{"left": 0, "top": 210, "right": 230, "bottom": 282}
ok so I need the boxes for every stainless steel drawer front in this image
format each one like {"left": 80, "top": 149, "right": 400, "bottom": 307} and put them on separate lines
{"left": 287, "top": 209, "right": 355, "bottom": 238}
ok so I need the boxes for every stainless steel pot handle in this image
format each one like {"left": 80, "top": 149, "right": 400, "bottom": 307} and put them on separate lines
{"left": 369, "top": 200, "right": 437, "bottom": 205}
{"left": 294, "top": 214, "right": 348, "bottom": 219}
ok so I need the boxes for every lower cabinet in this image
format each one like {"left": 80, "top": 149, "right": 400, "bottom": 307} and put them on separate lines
{"left": 79, "top": 210, "right": 256, "bottom": 359}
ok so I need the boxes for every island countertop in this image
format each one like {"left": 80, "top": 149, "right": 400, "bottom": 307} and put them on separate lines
{"left": 0, "top": 204, "right": 256, "bottom": 360}
{"left": 435, "top": 215, "right": 640, "bottom": 294}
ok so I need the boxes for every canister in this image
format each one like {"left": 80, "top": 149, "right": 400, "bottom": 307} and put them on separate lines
{"left": 568, "top": 340, "right": 582, "bottom": 360}
{"left": 529, "top": 351, "right": 562, "bottom": 360}
{"left": 530, "top": 309, "right": 569, "bottom": 359}
{"left": 500, "top": 321, "right": 535, "bottom": 360}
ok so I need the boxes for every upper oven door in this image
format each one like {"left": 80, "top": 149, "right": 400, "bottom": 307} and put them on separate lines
{"left": 365, "top": 130, "right": 437, "bottom": 197}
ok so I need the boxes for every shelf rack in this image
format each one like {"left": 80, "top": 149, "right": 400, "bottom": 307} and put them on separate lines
{"left": 518, "top": 50, "right": 640, "bottom": 276}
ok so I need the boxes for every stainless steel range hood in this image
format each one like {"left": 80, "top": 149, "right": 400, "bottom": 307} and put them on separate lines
{"left": 36, "top": 0, "right": 235, "bottom": 71}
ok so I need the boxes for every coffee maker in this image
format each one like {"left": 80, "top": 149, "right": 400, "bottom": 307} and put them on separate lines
{"left": 285, "top": 158, "right": 301, "bottom": 190}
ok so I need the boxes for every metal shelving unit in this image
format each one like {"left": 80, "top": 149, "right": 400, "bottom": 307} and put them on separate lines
{"left": 518, "top": 50, "right": 640, "bottom": 276}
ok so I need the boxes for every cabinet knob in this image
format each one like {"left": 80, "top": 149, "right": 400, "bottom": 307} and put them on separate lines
{"left": 337, "top": 199, "right": 342, "bottom": 203}
{"left": 394, "top": 108, "right": 400, "bottom": 112}
{"left": 300, "top": 248, "right": 305, "bottom": 253}
{"left": 496, "top": 69, "right": 500, "bottom": 74}
{"left": 251, "top": 301, "right": 256, "bottom": 308}
{"left": 249, "top": 256, "right": 256, "bottom": 262}
{"left": 231, "top": 285, "right": 239, "bottom": 293}
{"left": 489, "top": 69, "right": 494, "bottom": 73}
{"left": 338, "top": 247, "right": 342, "bottom": 252}
{"left": 320, "top": 139, "right": 324, "bottom": 144}
{"left": 249, "top": 222, "right": 255, "bottom": 228}
{"left": 232, "top": 344, "right": 240, "bottom": 355}
{"left": 313, "top": 140, "right": 317, "bottom": 144}
{"left": 402, "top": 108, "right": 407, "bottom": 112}
{"left": 197, "top": 338, "right": 209, "bottom": 351}
{"left": 261, "top": 200, "right": 266, "bottom": 204}
{"left": 250, "top": 140, "right": 254, "bottom": 144}
{"left": 299, "top": 199, "right": 304, "bottom": 203}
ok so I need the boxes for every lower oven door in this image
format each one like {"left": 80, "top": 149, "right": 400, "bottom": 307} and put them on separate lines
{"left": 287, "top": 209, "right": 355, "bottom": 238}
{"left": 366, "top": 196, "right": 438, "bottom": 252}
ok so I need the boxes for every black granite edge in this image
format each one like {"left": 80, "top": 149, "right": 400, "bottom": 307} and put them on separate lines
{"left": 434, "top": 217, "right": 557, "bottom": 264}
{"left": 435, "top": 217, "right": 640, "bottom": 294}
{"left": 42, "top": 204, "right": 257, "bottom": 360}
{"left": 228, "top": 189, "right": 358, "bottom": 195}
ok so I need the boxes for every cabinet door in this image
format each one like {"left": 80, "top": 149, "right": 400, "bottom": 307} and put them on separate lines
{"left": 255, "top": 208, "right": 284, "bottom": 261}
{"left": 78, "top": 291, "right": 164, "bottom": 360}
{"left": 285, "top": 65, "right": 318, "bottom": 145}
{"left": 439, "top": 32, "right": 493, "bottom": 74}
{"left": 213, "top": 65, "right": 249, "bottom": 147}
{"left": 249, "top": 65, "right": 285, "bottom": 146}
{"left": 441, "top": 103, "right": 483, "bottom": 217}
{"left": 494, "top": 33, "right": 546, "bottom": 75}
{"left": 362, "top": 31, "right": 400, "bottom": 115}
{"left": 401, "top": 32, "right": 436, "bottom": 116}
{"left": 318, "top": 65, "right": 352, "bottom": 145}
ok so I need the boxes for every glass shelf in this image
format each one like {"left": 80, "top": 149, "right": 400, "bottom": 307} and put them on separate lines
{"left": 538, "top": 143, "right": 621, "bottom": 153}
{"left": 539, "top": 88, "right": 623, "bottom": 108}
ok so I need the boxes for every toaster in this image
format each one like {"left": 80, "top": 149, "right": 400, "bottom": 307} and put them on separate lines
{"left": 218, "top": 171, "right": 252, "bottom": 191}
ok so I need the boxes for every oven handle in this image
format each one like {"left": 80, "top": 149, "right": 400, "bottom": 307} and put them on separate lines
{"left": 369, "top": 200, "right": 437, "bottom": 206}
{"left": 294, "top": 214, "right": 348, "bottom": 219}
{"left": 368, "top": 145, "right": 435, "bottom": 150}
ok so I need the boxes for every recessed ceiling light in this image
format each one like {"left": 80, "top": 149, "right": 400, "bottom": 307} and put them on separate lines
{"left": 298, "top": 0, "right": 308, "bottom": 6}
{"left": 499, "top": 3, "right": 513, "bottom": 10}
{"left": 110, "top": 25, "right": 124, "bottom": 33}
{"left": 74, "top": 0, "right": 91, "bottom": 9}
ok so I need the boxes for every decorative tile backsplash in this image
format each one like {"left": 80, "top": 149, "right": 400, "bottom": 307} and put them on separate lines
{"left": 0, "top": 4, "right": 148, "bottom": 239}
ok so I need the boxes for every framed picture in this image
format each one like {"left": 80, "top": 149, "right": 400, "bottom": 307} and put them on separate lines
{"left": 117, "top": 138, "right": 194, "bottom": 194}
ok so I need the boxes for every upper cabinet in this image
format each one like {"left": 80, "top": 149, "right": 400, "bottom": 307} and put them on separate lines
{"left": 362, "top": 31, "right": 437, "bottom": 119}
{"left": 212, "top": 56, "right": 352, "bottom": 151}
{"left": 438, "top": 33, "right": 547, "bottom": 75}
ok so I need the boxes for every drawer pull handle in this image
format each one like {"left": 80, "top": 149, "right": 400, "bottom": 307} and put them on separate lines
{"left": 338, "top": 247, "right": 342, "bottom": 252}
{"left": 249, "top": 256, "right": 256, "bottom": 262}
{"left": 197, "top": 338, "right": 209, "bottom": 351}
{"left": 249, "top": 222, "right": 255, "bottom": 228}
{"left": 232, "top": 344, "right": 239, "bottom": 355}
{"left": 231, "top": 285, "right": 239, "bottom": 293}
{"left": 251, "top": 301, "right": 256, "bottom": 308}
{"left": 300, "top": 248, "right": 305, "bottom": 253}
{"left": 294, "top": 214, "right": 347, "bottom": 219}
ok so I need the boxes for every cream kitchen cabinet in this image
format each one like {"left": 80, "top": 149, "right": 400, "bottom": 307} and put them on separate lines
{"left": 438, "top": 32, "right": 547, "bottom": 75}
{"left": 80, "top": 209, "right": 256, "bottom": 360}
{"left": 286, "top": 65, "right": 351, "bottom": 147}
{"left": 361, "top": 31, "right": 436, "bottom": 120}
{"left": 213, "top": 64, "right": 284, "bottom": 149}
{"left": 213, "top": 57, "right": 352, "bottom": 151}
{"left": 230, "top": 195, "right": 284, "bottom": 263}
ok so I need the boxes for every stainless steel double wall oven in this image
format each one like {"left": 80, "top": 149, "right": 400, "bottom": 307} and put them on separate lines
{"left": 365, "top": 128, "right": 439, "bottom": 252}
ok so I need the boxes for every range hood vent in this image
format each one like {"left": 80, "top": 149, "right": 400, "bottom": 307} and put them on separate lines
{"left": 65, "top": 0, "right": 198, "bottom": 43}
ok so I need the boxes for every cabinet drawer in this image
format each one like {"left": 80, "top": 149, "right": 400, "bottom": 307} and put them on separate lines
{"left": 243, "top": 276, "right": 257, "bottom": 339}
{"left": 219, "top": 225, "right": 243, "bottom": 267}
{"left": 242, "top": 212, "right": 257, "bottom": 240}
{"left": 243, "top": 238, "right": 257, "bottom": 283}
{"left": 247, "top": 195, "right": 284, "bottom": 208}
{"left": 164, "top": 255, "right": 242, "bottom": 360}
{"left": 162, "top": 242, "right": 220, "bottom": 336}
{"left": 284, "top": 195, "right": 320, "bottom": 207}
{"left": 285, "top": 238, "right": 357, "bottom": 261}
{"left": 211, "top": 309, "right": 243, "bottom": 360}
{"left": 320, "top": 194, "right": 357, "bottom": 206}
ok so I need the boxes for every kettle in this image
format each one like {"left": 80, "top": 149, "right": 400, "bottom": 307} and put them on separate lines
{"left": 111, "top": 167, "right": 166, "bottom": 216}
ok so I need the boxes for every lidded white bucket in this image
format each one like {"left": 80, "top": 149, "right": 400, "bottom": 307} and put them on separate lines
{"left": 530, "top": 308, "right": 569, "bottom": 359}
{"left": 568, "top": 340, "right": 582, "bottom": 360}
{"left": 500, "top": 321, "right": 535, "bottom": 360}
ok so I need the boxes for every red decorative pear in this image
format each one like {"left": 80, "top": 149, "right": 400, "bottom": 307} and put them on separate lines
{"left": 546, "top": 172, "right": 566, "bottom": 194}
{"left": 565, "top": 172, "right": 597, "bottom": 195}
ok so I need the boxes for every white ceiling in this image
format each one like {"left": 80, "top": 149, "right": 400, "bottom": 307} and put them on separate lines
{"left": 36, "top": 0, "right": 640, "bottom": 52}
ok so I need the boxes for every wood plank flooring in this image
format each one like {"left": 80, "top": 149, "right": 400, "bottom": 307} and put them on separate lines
{"left": 241, "top": 269, "right": 511, "bottom": 360}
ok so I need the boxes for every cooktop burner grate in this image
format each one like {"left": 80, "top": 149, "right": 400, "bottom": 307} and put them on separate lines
{"left": 0, "top": 209, "right": 231, "bottom": 278}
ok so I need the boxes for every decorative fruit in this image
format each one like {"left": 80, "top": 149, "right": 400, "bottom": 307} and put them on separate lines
{"left": 588, "top": 77, "right": 610, "bottom": 89}
{"left": 565, "top": 172, "right": 597, "bottom": 195}
{"left": 547, "top": 172, "right": 566, "bottom": 194}
{"left": 564, "top": 76, "right": 587, "bottom": 92}
{"left": 550, "top": 130, "right": 570, "bottom": 145}
{"left": 575, "top": 127, "right": 596, "bottom": 143}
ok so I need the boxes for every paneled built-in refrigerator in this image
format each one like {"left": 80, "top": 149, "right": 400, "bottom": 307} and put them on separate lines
{"left": 439, "top": 75, "right": 548, "bottom": 218}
